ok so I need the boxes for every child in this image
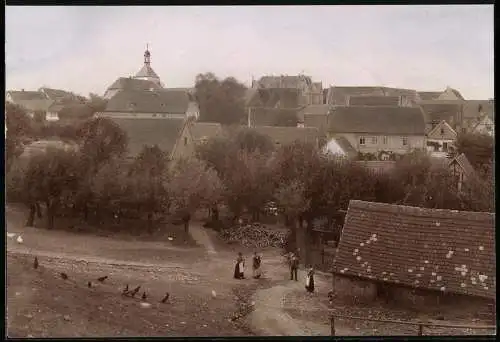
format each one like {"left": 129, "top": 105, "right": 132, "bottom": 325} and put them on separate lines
{"left": 252, "top": 252, "right": 262, "bottom": 279}
{"left": 305, "top": 266, "right": 315, "bottom": 293}
{"left": 233, "top": 252, "right": 245, "bottom": 279}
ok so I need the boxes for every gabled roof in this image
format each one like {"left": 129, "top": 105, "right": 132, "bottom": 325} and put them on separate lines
{"left": 427, "top": 120, "right": 457, "bottom": 140}
{"left": 329, "top": 106, "right": 426, "bottom": 135}
{"left": 110, "top": 117, "right": 186, "bottom": 157}
{"left": 249, "top": 108, "right": 299, "bottom": 127}
{"left": 47, "top": 103, "right": 66, "bottom": 113}
{"left": 107, "top": 77, "right": 162, "bottom": 92}
{"left": 7, "top": 90, "right": 48, "bottom": 102}
{"left": 418, "top": 91, "right": 443, "bottom": 101}
{"left": 135, "top": 64, "right": 160, "bottom": 80}
{"left": 419, "top": 102, "right": 462, "bottom": 125}
{"left": 333, "top": 136, "right": 357, "bottom": 157}
{"left": 39, "top": 87, "right": 74, "bottom": 101}
{"left": 440, "top": 87, "right": 465, "bottom": 101}
{"left": 462, "top": 100, "right": 495, "bottom": 120}
{"left": 252, "top": 126, "right": 319, "bottom": 146}
{"left": 104, "top": 89, "right": 191, "bottom": 114}
{"left": 452, "top": 153, "right": 475, "bottom": 177}
{"left": 333, "top": 200, "right": 495, "bottom": 299}
{"left": 325, "top": 86, "right": 418, "bottom": 106}
{"left": 189, "top": 122, "right": 223, "bottom": 141}
{"left": 247, "top": 88, "right": 302, "bottom": 109}
{"left": 348, "top": 95, "right": 400, "bottom": 107}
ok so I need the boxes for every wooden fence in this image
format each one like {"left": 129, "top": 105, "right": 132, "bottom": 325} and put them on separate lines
{"left": 329, "top": 314, "right": 496, "bottom": 336}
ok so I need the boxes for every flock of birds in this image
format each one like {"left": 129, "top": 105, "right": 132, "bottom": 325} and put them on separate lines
{"left": 32, "top": 256, "right": 172, "bottom": 308}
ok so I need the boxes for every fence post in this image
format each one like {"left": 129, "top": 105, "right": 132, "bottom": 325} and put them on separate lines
{"left": 418, "top": 324, "right": 423, "bottom": 336}
{"left": 330, "top": 315, "right": 335, "bottom": 336}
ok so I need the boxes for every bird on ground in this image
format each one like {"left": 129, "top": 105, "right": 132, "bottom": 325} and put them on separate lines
{"left": 16, "top": 235, "right": 23, "bottom": 244}
{"left": 97, "top": 276, "right": 108, "bottom": 283}
{"left": 160, "top": 292, "right": 170, "bottom": 303}
{"left": 88, "top": 281, "right": 92, "bottom": 288}
{"left": 129, "top": 285, "right": 141, "bottom": 297}
{"left": 60, "top": 272, "right": 68, "bottom": 280}
{"left": 33, "top": 257, "right": 39, "bottom": 269}
{"left": 211, "top": 290, "right": 217, "bottom": 298}
{"left": 141, "top": 291, "right": 147, "bottom": 301}
{"left": 122, "top": 284, "right": 129, "bottom": 295}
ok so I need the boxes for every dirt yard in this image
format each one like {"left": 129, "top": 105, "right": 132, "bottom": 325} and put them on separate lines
{"left": 6, "top": 204, "right": 496, "bottom": 337}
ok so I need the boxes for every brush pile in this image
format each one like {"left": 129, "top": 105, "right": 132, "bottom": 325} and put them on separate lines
{"left": 220, "top": 223, "right": 288, "bottom": 248}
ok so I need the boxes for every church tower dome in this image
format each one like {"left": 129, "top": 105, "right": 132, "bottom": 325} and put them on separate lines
{"left": 134, "top": 44, "right": 162, "bottom": 86}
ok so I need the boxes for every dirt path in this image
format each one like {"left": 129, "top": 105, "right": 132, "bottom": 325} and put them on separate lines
{"left": 188, "top": 223, "right": 217, "bottom": 255}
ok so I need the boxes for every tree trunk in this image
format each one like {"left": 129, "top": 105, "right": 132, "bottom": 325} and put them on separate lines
{"left": 26, "top": 203, "right": 36, "bottom": 227}
{"left": 183, "top": 215, "right": 191, "bottom": 234}
{"left": 35, "top": 202, "right": 43, "bottom": 218}
{"left": 211, "top": 206, "right": 219, "bottom": 222}
{"left": 46, "top": 200, "right": 56, "bottom": 230}
{"left": 147, "top": 212, "right": 153, "bottom": 235}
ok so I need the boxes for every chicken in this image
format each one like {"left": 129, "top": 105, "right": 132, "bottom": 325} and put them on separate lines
{"left": 211, "top": 290, "right": 217, "bottom": 298}
{"left": 122, "top": 284, "right": 129, "bottom": 295}
{"left": 141, "top": 291, "right": 147, "bottom": 301}
{"left": 16, "top": 235, "right": 23, "bottom": 244}
{"left": 160, "top": 292, "right": 170, "bottom": 303}
{"left": 60, "top": 272, "right": 68, "bottom": 280}
{"left": 97, "top": 276, "right": 108, "bottom": 283}
{"left": 33, "top": 257, "right": 39, "bottom": 269}
{"left": 88, "top": 281, "right": 92, "bottom": 288}
{"left": 129, "top": 285, "right": 141, "bottom": 297}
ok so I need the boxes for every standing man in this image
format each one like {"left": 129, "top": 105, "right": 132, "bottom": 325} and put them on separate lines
{"left": 290, "top": 252, "right": 299, "bottom": 281}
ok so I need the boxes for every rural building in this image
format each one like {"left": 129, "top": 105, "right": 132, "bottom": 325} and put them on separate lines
{"left": 172, "top": 121, "right": 223, "bottom": 160}
{"left": 332, "top": 200, "right": 495, "bottom": 314}
{"left": 324, "top": 86, "right": 419, "bottom": 107}
{"left": 6, "top": 90, "right": 55, "bottom": 121}
{"left": 299, "top": 104, "right": 330, "bottom": 132}
{"left": 426, "top": 120, "right": 457, "bottom": 156}
{"left": 251, "top": 74, "right": 323, "bottom": 106}
{"left": 104, "top": 77, "right": 163, "bottom": 99}
{"left": 417, "top": 86, "right": 465, "bottom": 102}
{"left": 327, "top": 106, "right": 426, "bottom": 157}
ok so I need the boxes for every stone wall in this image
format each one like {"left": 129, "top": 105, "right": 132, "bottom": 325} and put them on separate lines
{"left": 332, "top": 274, "right": 378, "bottom": 304}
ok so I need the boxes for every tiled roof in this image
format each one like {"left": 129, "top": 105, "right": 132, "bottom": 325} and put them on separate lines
{"left": 110, "top": 117, "right": 186, "bottom": 157}
{"left": 419, "top": 103, "right": 462, "bottom": 126}
{"left": 106, "top": 77, "right": 162, "bottom": 92}
{"left": 333, "top": 200, "right": 495, "bottom": 299}
{"left": 418, "top": 91, "right": 443, "bottom": 101}
{"left": 135, "top": 64, "right": 160, "bottom": 80}
{"left": 189, "top": 122, "right": 223, "bottom": 141}
{"left": 255, "top": 75, "right": 312, "bottom": 89}
{"left": 39, "top": 87, "right": 74, "bottom": 101}
{"left": 250, "top": 108, "right": 299, "bottom": 127}
{"left": 348, "top": 96, "right": 400, "bottom": 106}
{"left": 252, "top": 126, "right": 319, "bottom": 146}
{"left": 300, "top": 104, "right": 330, "bottom": 116}
{"left": 462, "top": 100, "right": 495, "bottom": 120}
{"left": 453, "top": 153, "right": 475, "bottom": 177}
{"left": 15, "top": 99, "right": 55, "bottom": 112}
{"left": 7, "top": 90, "right": 48, "bottom": 102}
{"left": 247, "top": 88, "right": 302, "bottom": 109}
{"left": 104, "top": 89, "right": 190, "bottom": 114}
{"left": 326, "top": 86, "right": 418, "bottom": 106}
{"left": 329, "top": 106, "right": 426, "bottom": 135}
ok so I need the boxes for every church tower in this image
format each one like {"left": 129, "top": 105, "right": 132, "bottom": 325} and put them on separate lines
{"left": 134, "top": 45, "right": 162, "bottom": 86}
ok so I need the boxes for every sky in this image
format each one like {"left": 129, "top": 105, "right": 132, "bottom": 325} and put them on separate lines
{"left": 5, "top": 5, "right": 494, "bottom": 99}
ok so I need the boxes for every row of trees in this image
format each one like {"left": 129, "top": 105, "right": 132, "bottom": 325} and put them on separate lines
{"left": 6, "top": 100, "right": 494, "bottom": 264}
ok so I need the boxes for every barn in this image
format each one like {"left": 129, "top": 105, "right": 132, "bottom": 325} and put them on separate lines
{"left": 331, "top": 200, "right": 495, "bottom": 316}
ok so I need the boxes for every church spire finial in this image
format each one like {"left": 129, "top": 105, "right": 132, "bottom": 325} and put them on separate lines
{"left": 144, "top": 43, "right": 151, "bottom": 65}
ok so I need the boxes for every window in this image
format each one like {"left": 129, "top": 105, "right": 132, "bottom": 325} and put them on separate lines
{"left": 184, "top": 137, "right": 188, "bottom": 146}
{"left": 402, "top": 137, "right": 408, "bottom": 146}
{"left": 371, "top": 137, "right": 377, "bottom": 144}
{"left": 359, "top": 137, "right": 366, "bottom": 145}
{"left": 382, "top": 136, "right": 388, "bottom": 145}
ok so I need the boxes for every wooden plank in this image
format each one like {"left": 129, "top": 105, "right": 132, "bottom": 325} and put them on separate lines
{"left": 329, "top": 314, "right": 495, "bottom": 329}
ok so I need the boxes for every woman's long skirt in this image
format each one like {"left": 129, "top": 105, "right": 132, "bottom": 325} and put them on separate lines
{"left": 234, "top": 262, "right": 244, "bottom": 279}
{"left": 305, "top": 275, "right": 315, "bottom": 293}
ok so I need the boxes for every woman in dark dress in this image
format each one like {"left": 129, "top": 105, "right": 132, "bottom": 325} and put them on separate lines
{"left": 252, "top": 252, "right": 262, "bottom": 279}
{"left": 233, "top": 252, "right": 245, "bottom": 279}
{"left": 305, "top": 267, "right": 315, "bottom": 293}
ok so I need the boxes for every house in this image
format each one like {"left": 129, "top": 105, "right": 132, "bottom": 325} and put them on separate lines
{"left": 103, "top": 115, "right": 187, "bottom": 159}
{"left": 461, "top": 100, "right": 494, "bottom": 134}
{"left": 252, "top": 74, "right": 323, "bottom": 105}
{"left": 172, "top": 121, "right": 223, "bottom": 160}
{"left": 470, "top": 115, "right": 494, "bottom": 137}
{"left": 448, "top": 153, "right": 476, "bottom": 192}
{"left": 324, "top": 86, "right": 419, "bottom": 106}
{"left": 6, "top": 90, "right": 54, "bottom": 120}
{"left": 419, "top": 101, "right": 463, "bottom": 132}
{"left": 331, "top": 200, "right": 495, "bottom": 312}
{"left": 98, "top": 88, "right": 199, "bottom": 120}
{"left": 299, "top": 104, "right": 330, "bottom": 131}
{"left": 328, "top": 106, "right": 426, "bottom": 157}
{"left": 426, "top": 120, "right": 457, "bottom": 156}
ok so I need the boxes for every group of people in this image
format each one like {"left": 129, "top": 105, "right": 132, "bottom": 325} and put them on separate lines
{"left": 233, "top": 249, "right": 315, "bottom": 294}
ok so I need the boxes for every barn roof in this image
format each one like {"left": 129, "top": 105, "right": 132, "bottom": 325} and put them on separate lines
{"left": 329, "top": 106, "right": 426, "bottom": 135}
{"left": 333, "top": 200, "right": 495, "bottom": 299}
{"left": 110, "top": 117, "right": 186, "bottom": 157}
